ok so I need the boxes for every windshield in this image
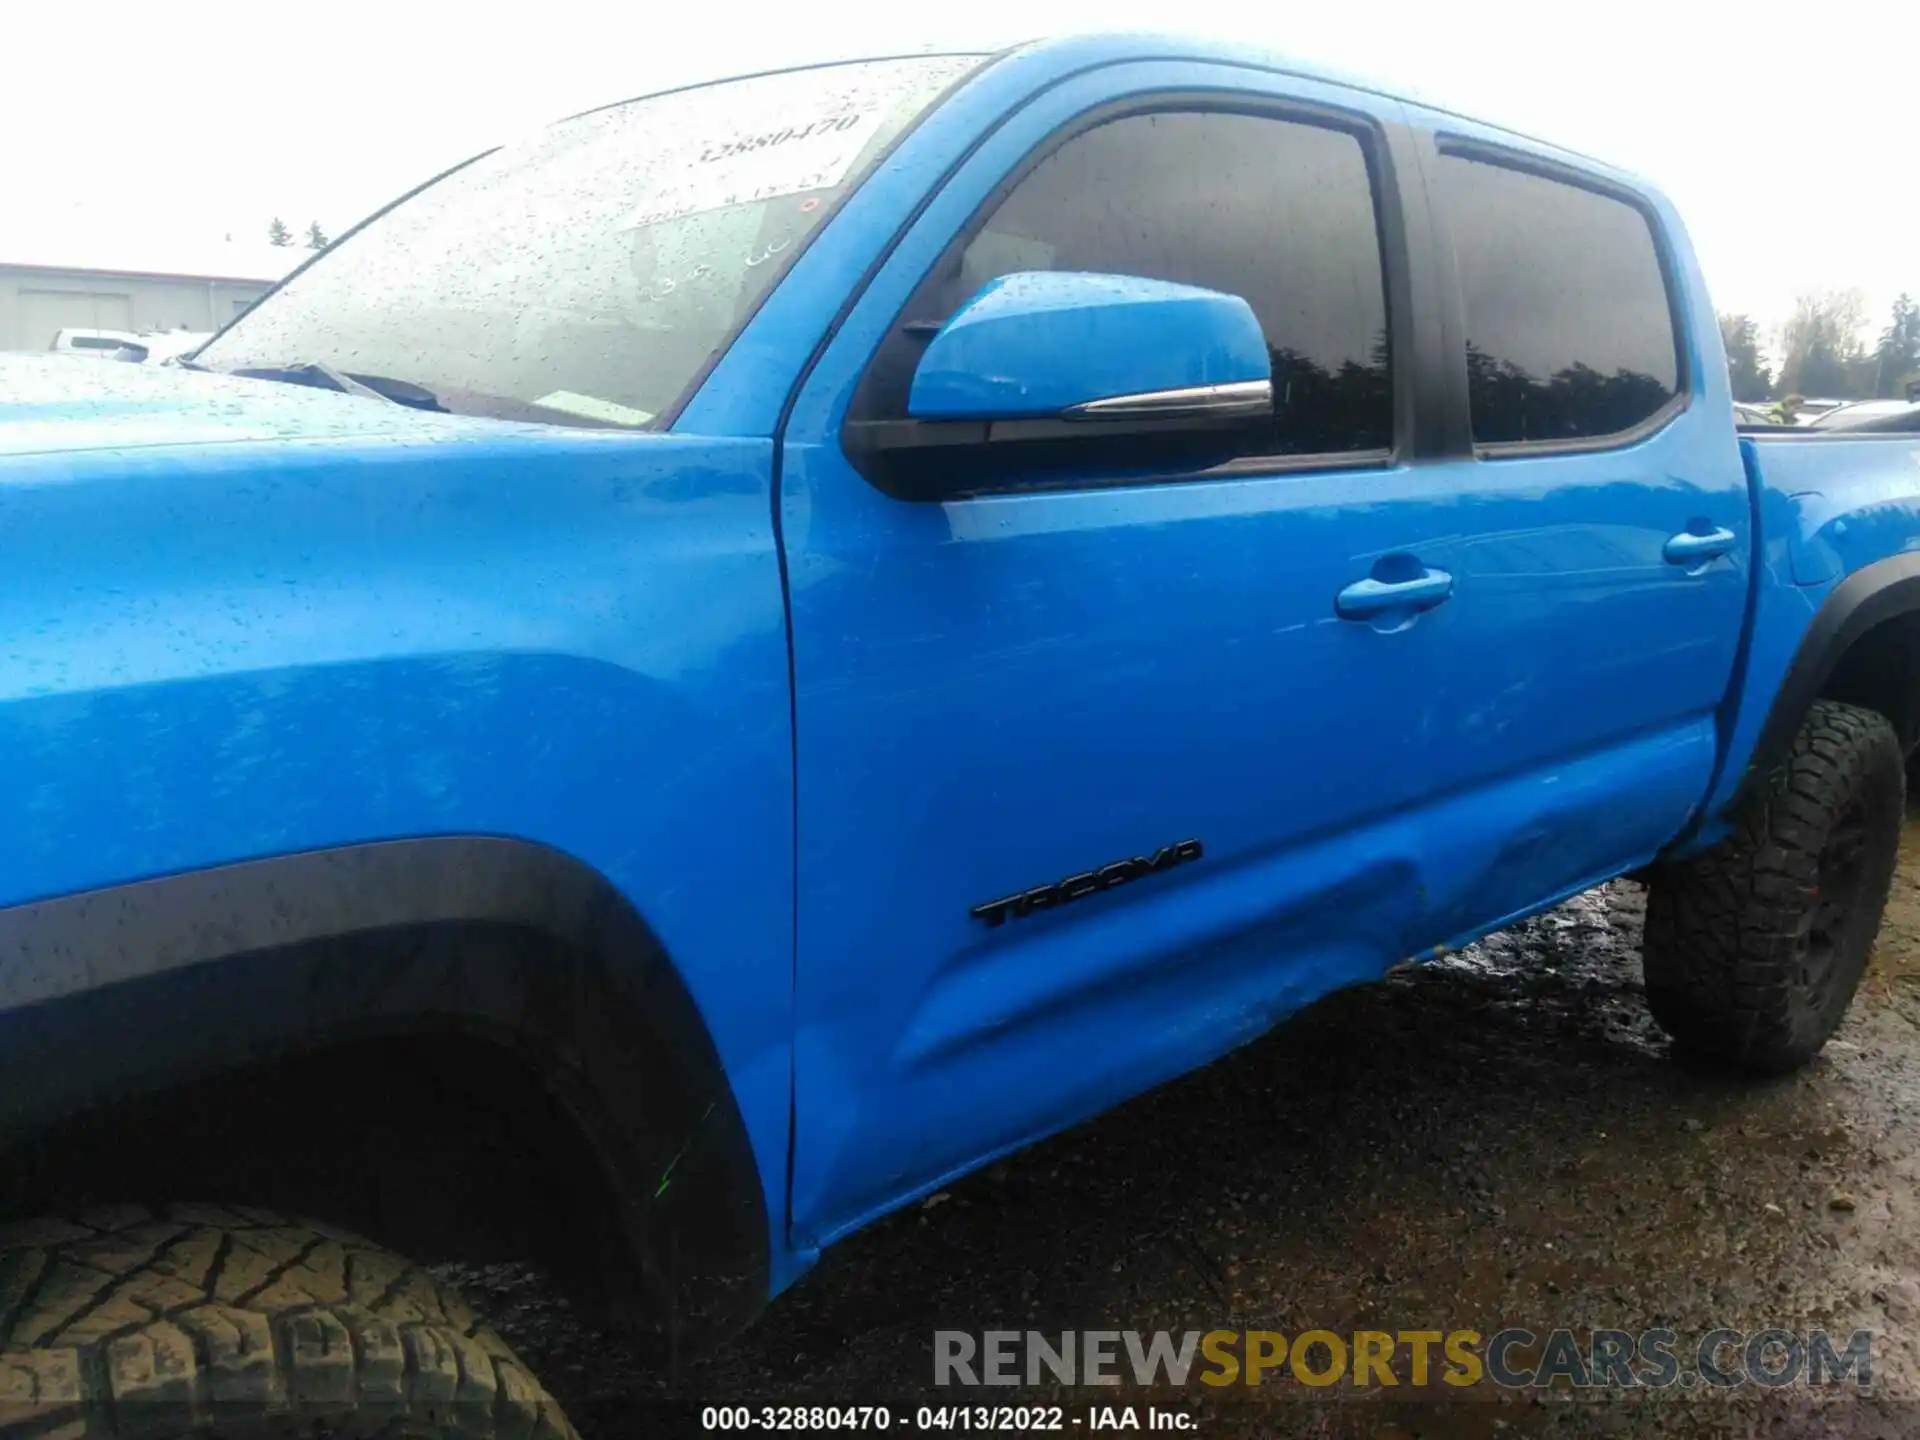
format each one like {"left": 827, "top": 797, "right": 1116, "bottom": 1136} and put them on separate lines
{"left": 197, "top": 54, "right": 983, "bottom": 429}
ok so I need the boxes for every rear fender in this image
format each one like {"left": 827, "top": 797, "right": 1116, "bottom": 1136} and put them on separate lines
{"left": 1672, "top": 437, "right": 1920, "bottom": 854}
{"left": 1701, "top": 550, "right": 1920, "bottom": 841}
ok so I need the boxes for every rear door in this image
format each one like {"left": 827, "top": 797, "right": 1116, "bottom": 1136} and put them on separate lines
{"left": 1393, "top": 115, "right": 1753, "bottom": 938}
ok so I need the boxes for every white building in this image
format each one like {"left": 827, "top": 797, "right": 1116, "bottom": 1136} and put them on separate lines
{"left": 0, "top": 238, "right": 304, "bottom": 351}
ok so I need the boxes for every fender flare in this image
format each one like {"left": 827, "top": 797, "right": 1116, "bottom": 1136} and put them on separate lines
{"left": 0, "top": 836, "right": 768, "bottom": 1341}
{"left": 1732, "top": 551, "right": 1920, "bottom": 811}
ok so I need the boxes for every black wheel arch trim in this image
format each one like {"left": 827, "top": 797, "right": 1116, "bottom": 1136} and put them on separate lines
{"left": 1728, "top": 551, "right": 1920, "bottom": 815}
{"left": 0, "top": 835, "right": 770, "bottom": 1344}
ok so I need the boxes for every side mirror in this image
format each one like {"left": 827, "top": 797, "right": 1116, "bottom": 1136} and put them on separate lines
{"left": 909, "top": 271, "right": 1272, "bottom": 421}
{"left": 848, "top": 272, "right": 1272, "bottom": 500}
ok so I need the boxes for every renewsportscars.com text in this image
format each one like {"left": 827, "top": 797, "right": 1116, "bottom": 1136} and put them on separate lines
{"left": 934, "top": 1327, "right": 1874, "bottom": 1390}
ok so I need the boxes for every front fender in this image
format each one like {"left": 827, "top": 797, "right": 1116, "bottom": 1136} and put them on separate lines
{"left": 0, "top": 836, "right": 771, "bottom": 1341}
{"left": 0, "top": 424, "right": 800, "bottom": 1292}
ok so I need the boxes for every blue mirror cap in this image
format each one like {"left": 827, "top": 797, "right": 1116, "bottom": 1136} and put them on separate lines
{"left": 907, "top": 272, "right": 1271, "bottom": 421}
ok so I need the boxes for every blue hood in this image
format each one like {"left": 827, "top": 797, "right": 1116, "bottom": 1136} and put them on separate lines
{"left": 0, "top": 353, "right": 560, "bottom": 459}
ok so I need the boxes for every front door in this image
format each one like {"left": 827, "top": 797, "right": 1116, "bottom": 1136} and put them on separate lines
{"left": 778, "top": 73, "right": 1457, "bottom": 1244}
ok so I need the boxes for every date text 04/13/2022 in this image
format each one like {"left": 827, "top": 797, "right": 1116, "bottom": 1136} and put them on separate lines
{"left": 699, "top": 1404, "right": 1195, "bottom": 1431}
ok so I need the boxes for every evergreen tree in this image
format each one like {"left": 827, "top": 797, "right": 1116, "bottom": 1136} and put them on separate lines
{"left": 1718, "top": 313, "right": 1771, "bottom": 402}
{"left": 266, "top": 217, "right": 292, "bottom": 247}
{"left": 1873, "top": 294, "right": 1920, "bottom": 399}
{"left": 1775, "top": 290, "right": 1873, "bottom": 400}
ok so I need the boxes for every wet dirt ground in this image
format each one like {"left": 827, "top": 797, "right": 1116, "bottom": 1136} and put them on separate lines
{"left": 450, "top": 819, "right": 1920, "bottom": 1439}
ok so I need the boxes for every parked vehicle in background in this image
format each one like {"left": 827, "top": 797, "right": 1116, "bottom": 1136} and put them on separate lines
{"left": 1732, "top": 402, "right": 1781, "bottom": 426}
{"left": 1791, "top": 398, "right": 1847, "bottom": 422}
{"left": 45, "top": 327, "right": 211, "bottom": 363}
{"left": 47, "top": 327, "right": 147, "bottom": 358}
{"left": 1810, "top": 399, "right": 1920, "bottom": 433}
{"left": 6, "top": 33, "right": 1920, "bottom": 1437}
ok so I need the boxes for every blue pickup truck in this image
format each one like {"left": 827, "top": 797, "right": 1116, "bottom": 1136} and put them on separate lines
{"left": 5, "top": 33, "right": 1920, "bottom": 1438}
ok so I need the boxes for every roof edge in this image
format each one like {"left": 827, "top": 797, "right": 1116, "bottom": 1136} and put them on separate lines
{"left": 0, "top": 260, "right": 283, "bottom": 287}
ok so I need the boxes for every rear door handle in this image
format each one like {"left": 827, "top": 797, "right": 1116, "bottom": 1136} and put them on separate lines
{"left": 1335, "top": 568, "right": 1454, "bottom": 620}
{"left": 1663, "top": 527, "right": 1737, "bottom": 564}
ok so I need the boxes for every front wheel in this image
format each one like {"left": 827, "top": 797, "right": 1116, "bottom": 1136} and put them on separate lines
{"left": 1643, "top": 699, "right": 1904, "bottom": 1074}
{"left": 0, "top": 1203, "right": 578, "bottom": 1438}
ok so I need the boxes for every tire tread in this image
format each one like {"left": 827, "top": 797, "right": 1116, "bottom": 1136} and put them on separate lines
{"left": 1644, "top": 699, "right": 1904, "bottom": 1074}
{"left": 0, "top": 1205, "right": 577, "bottom": 1438}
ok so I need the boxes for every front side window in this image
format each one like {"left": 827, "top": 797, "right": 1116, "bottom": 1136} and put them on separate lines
{"left": 905, "top": 109, "right": 1394, "bottom": 458}
{"left": 197, "top": 55, "right": 982, "bottom": 429}
{"left": 1433, "top": 152, "right": 1682, "bottom": 446}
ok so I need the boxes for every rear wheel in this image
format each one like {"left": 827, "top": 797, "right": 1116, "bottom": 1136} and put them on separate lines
{"left": 1643, "top": 699, "right": 1904, "bottom": 1074}
{"left": 0, "top": 1203, "right": 578, "bottom": 1438}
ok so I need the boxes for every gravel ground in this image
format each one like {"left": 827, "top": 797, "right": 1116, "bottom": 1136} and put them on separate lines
{"left": 447, "top": 823, "right": 1920, "bottom": 1439}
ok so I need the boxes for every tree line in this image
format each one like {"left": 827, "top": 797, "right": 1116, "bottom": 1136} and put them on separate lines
{"left": 251, "top": 213, "right": 1915, "bottom": 409}
{"left": 266, "top": 218, "right": 329, "bottom": 250}
{"left": 1721, "top": 292, "right": 1920, "bottom": 403}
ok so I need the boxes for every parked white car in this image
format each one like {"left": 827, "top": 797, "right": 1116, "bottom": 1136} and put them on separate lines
{"left": 48, "top": 328, "right": 146, "bottom": 358}
{"left": 1809, "top": 400, "right": 1920, "bottom": 433}
{"left": 48, "top": 328, "right": 211, "bottom": 363}
{"left": 1811, "top": 399, "right": 1910, "bottom": 426}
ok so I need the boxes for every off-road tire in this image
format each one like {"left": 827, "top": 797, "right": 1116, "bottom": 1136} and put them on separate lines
{"left": 0, "top": 1203, "right": 579, "bottom": 1438}
{"left": 1644, "top": 699, "right": 1904, "bottom": 1074}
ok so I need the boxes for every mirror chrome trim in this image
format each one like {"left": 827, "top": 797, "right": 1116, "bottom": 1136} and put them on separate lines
{"left": 1061, "top": 378, "right": 1272, "bottom": 422}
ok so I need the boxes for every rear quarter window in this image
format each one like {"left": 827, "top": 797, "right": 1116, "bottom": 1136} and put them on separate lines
{"left": 1434, "top": 151, "right": 1682, "bottom": 448}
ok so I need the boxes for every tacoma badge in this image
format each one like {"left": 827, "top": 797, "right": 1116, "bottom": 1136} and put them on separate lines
{"left": 969, "top": 839, "right": 1203, "bottom": 927}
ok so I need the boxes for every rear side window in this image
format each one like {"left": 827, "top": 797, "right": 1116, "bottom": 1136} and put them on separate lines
{"left": 904, "top": 109, "right": 1393, "bottom": 458}
{"left": 1434, "top": 152, "right": 1682, "bottom": 447}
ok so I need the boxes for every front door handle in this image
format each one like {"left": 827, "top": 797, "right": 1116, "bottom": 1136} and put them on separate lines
{"left": 1335, "top": 568, "right": 1454, "bottom": 620}
{"left": 1663, "top": 527, "right": 1738, "bottom": 564}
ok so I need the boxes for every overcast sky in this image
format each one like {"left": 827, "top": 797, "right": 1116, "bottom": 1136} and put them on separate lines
{"left": 7, "top": 0, "right": 1913, "bottom": 351}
